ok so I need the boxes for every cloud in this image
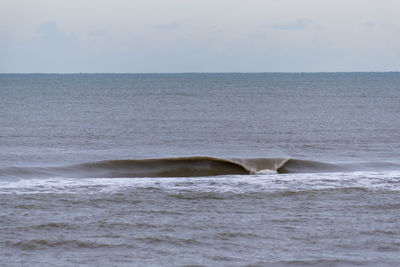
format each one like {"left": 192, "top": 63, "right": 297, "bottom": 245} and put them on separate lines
{"left": 33, "top": 20, "right": 77, "bottom": 47}
{"left": 364, "top": 21, "right": 375, "bottom": 29}
{"left": 155, "top": 21, "right": 180, "bottom": 30}
{"left": 37, "top": 21, "right": 60, "bottom": 35}
{"left": 8, "top": 20, "right": 81, "bottom": 72}
{"left": 270, "top": 18, "right": 314, "bottom": 31}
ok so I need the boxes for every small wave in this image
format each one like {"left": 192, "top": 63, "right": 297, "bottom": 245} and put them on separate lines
{"left": 167, "top": 192, "right": 230, "bottom": 200}
{"left": 1, "top": 156, "right": 399, "bottom": 178}
{"left": 276, "top": 159, "right": 345, "bottom": 173}
{"left": 31, "top": 222, "right": 74, "bottom": 230}
{"left": 4, "top": 239, "right": 122, "bottom": 250}
{"left": 135, "top": 236, "right": 203, "bottom": 247}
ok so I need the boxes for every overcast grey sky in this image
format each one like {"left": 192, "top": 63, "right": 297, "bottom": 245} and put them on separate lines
{"left": 1, "top": 0, "right": 400, "bottom": 73}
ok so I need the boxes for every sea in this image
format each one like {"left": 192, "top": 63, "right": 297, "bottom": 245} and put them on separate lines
{"left": 1, "top": 73, "right": 400, "bottom": 266}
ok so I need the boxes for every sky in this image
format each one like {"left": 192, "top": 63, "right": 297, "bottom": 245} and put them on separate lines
{"left": 1, "top": 0, "right": 400, "bottom": 73}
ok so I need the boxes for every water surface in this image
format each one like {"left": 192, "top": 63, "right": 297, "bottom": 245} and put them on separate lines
{"left": 1, "top": 73, "right": 400, "bottom": 266}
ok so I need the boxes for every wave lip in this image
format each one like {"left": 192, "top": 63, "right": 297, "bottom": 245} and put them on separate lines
{"left": 276, "top": 159, "right": 346, "bottom": 173}
{"left": 75, "top": 157, "right": 250, "bottom": 177}
{"left": 1, "top": 157, "right": 399, "bottom": 178}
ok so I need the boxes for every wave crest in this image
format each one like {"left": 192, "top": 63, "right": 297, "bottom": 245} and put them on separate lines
{"left": 1, "top": 157, "right": 399, "bottom": 178}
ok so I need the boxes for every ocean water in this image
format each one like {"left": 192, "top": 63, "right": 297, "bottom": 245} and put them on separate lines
{"left": 1, "top": 73, "right": 400, "bottom": 266}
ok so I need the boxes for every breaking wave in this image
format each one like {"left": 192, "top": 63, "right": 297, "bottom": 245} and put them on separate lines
{"left": 1, "top": 157, "right": 399, "bottom": 178}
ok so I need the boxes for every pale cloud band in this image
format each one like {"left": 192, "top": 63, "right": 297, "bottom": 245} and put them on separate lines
{"left": 1, "top": 0, "right": 399, "bottom": 73}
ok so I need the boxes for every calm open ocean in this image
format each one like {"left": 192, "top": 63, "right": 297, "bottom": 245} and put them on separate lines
{"left": 1, "top": 73, "right": 400, "bottom": 266}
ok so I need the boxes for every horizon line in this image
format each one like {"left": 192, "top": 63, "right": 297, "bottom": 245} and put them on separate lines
{"left": 1, "top": 71, "right": 400, "bottom": 75}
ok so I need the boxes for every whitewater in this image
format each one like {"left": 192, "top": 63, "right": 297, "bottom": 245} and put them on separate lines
{"left": 1, "top": 73, "right": 400, "bottom": 266}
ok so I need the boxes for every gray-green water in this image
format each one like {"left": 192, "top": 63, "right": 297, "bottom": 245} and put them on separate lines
{"left": 1, "top": 73, "right": 400, "bottom": 266}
